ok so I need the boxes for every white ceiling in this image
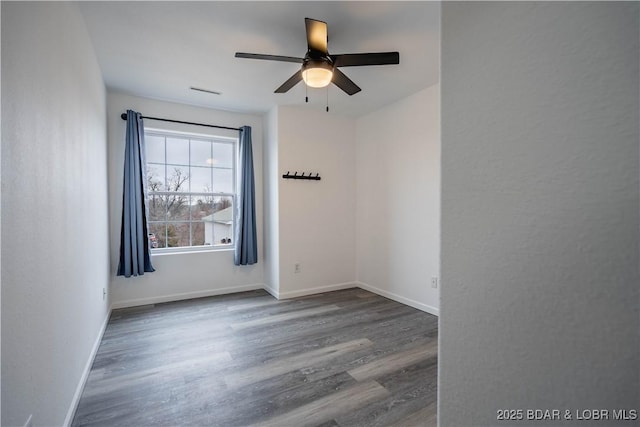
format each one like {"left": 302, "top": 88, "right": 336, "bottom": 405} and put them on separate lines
{"left": 78, "top": 1, "right": 440, "bottom": 117}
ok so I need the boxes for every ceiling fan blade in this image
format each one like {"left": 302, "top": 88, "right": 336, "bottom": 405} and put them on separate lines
{"left": 305, "top": 18, "right": 328, "bottom": 54}
{"left": 235, "top": 52, "right": 303, "bottom": 63}
{"left": 275, "top": 70, "right": 303, "bottom": 93}
{"left": 332, "top": 68, "right": 361, "bottom": 96}
{"left": 331, "top": 52, "right": 400, "bottom": 67}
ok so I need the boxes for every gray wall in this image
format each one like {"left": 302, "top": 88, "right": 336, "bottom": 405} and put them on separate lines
{"left": 440, "top": 2, "right": 639, "bottom": 426}
{"left": 1, "top": 3, "right": 110, "bottom": 425}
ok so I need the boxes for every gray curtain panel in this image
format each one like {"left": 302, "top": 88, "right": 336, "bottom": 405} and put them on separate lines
{"left": 117, "top": 110, "right": 155, "bottom": 277}
{"left": 234, "top": 126, "right": 258, "bottom": 265}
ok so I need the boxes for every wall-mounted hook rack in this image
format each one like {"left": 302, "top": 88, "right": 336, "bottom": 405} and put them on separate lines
{"left": 282, "top": 171, "right": 321, "bottom": 181}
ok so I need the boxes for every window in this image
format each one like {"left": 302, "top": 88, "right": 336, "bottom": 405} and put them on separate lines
{"left": 145, "top": 129, "right": 237, "bottom": 251}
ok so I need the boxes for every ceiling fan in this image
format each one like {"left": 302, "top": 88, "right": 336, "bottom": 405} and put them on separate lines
{"left": 235, "top": 18, "right": 400, "bottom": 96}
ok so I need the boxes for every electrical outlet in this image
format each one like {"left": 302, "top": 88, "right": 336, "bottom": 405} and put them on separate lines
{"left": 430, "top": 277, "right": 438, "bottom": 289}
{"left": 294, "top": 263, "right": 301, "bottom": 274}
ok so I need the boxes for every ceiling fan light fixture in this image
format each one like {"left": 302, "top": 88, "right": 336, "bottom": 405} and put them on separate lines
{"left": 302, "top": 61, "right": 333, "bottom": 88}
{"left": 235, "top": 18, "right": 398, "bottom": 96}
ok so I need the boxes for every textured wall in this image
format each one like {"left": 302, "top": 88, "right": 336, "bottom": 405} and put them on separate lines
{"left": 1, "top": 2, "right": 110, "bottom": 425}
{"left": 440, "top": 2, "right": 639, "bottom": 426}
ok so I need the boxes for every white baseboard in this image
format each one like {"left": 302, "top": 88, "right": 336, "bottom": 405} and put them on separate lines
{"left": 262, "top": 283, "right": 280, "bottom": 299}
{"left": 274, "top": 281, "right": 357, "bottom": 299}
{"left": 258, "top": 281, "right": 439, "bottom": 317}
{"left": 110, "top": 281, "right": 438, "bottom": 313}
{"left": 355, "top": 281, "right": 439, "bottom": 316}
{"left": 63, "top": 307, "right": 111, "bottom": 427}
{"left": 111, "top": 283, "right": 265, "bottom": 309}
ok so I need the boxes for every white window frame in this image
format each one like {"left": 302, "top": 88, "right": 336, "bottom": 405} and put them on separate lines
{"left": 144, "top": 127, "right": 238, "bottom": 254}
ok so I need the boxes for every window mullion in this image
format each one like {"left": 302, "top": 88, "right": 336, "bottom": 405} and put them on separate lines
{"left": 164, "top": 136, "right": 169, "bottom": 247}
{"left": 188, "top": 138, "right": 192, "bottom": 247}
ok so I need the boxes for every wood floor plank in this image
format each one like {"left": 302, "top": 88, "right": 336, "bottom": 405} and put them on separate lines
{"left": 347, "top": 339, "right": 438, "bottom": 382}
{"left": 226, "top": 299, "right": 425, "bottom": 360}
{"left": 250, "top": 380, "right": 390, "bottom": 427}
{"left": 72, "top": 288, "right": 438, "bottom": 427}
{"left": 229, "top": 304, "right": 341, "bottom": 331}
{"left": 335, "top": 358, "right": 438, "bottom": 427}
{"left": 389, "top": 400, "right": 437, "bottom": 427}
{"left": 225, "top": 296, "right": 283, "bottom": 311}
{"left": 187, "top": 371, "right": 357, "bottom": 426}
{"left": 83, "top": 351, "right": 232, "bottom": 398}
{"left": 224, "top": 338, "right": 373, "bottom": 388}
{"left": 302, "top": 316, "right": 435, "bottom": 384}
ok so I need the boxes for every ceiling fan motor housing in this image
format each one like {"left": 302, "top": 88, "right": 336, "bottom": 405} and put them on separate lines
{"left": 303, "top": 56, "right": 333, "bottom": 70}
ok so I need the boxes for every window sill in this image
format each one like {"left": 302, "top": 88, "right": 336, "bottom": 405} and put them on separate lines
{"left": 151, "top": 246, "right": 234, "bottom": 256}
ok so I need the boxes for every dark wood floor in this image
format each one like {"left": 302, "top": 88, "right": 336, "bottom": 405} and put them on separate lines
{"left": 72, "top": 288, "right": 438, "bottom": 426}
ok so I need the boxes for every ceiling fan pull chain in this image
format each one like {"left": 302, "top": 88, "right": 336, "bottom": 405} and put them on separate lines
{"left": 305, "top": 85, "right": 308, "bottom": 103}
{"left": 326, "top": 86, "right": 329, "bottom": 112}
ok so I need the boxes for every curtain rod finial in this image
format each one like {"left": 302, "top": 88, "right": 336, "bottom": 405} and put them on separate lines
{"left": 120, "top": 113, "right": 127, "bottom": 120}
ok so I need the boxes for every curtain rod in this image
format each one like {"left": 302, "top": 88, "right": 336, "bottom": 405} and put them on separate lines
{"left": 120, "top": 113, "right": 240, "bottom": 131}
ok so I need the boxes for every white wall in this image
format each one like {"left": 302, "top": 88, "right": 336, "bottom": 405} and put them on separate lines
{"left": 440, "top": 2, "right": 639, "bottom": 426}
{"left": 0, "top": 3, "right": 3, "bottom": 422}
{"left": 275, "top": 107, "right": 356, "bottom": 297}
{"left": 108, "top": 93, "right": 264, "bottom": 308}
{"left": 1, "top": 2, "right": 110, "bottom": 426}
{"left": 355, "top": 84, "right": 440, "bottom": 315}
{"left": 263, "top": 107, "right": 280, "bottom": 295}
